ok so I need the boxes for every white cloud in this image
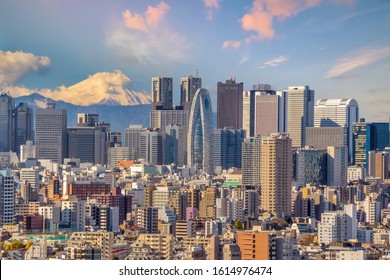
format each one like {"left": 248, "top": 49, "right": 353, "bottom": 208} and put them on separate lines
{"left": 239, "top": 54, "right": 249, "bottom": 65}
{"left": 258, "top": 55, "right": 288, "bottom": 68}
{"left": 0, "top": 50, "right": 51, "bottom": 87}
{"left": 325, "top": 46, "right": 390, "bottom": 79}
{"left": 222, "top": 40, "right": 241, "bottom": 49}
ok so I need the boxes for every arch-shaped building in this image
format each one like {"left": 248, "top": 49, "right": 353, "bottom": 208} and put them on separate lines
{"left": 187, "top": 88, "right": 213, "bottom": 174}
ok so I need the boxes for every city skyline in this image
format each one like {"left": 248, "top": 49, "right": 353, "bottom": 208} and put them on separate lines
{"left": 0, "top": 0, "right": 389, "bottom": 123}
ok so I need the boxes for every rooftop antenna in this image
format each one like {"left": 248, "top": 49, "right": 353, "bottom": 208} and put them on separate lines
{"left": 196, "top": 69, "right": 199, "bottom": 78}
{"left": 233, "top": 74, "right": 236, "bottom": 82}
{"left": 230, "top": 73, "right": 233, "bottom": 81}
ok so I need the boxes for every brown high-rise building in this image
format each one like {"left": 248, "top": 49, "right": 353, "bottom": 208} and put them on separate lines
{"left": 237, "top": 231, "right": 277, "bottom": 260}
{"left": 217, "top": 78, "right": 243, "bottom": 129}
{"left": 369, "top": 151, "right": 389, "bottom": 180}
{"left": 199, "top": 187, "right": 217, "bottom": 219}
{"left": 261, "top": 133, "right": 292, "bottom": 218}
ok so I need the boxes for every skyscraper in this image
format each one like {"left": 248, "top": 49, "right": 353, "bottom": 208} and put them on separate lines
{"left": 294, "top": 147, "right": 327, "bottom": 187}
{"left": 287, "top": 86, "right": 315, "bottom": 148}
{"left": 314, "top": 98, "right": 359, "bottom": 162}
{"left": 151, "top": 77, "right": 173, "bottom": 110}
{"left": 242, "top": 86, "right": 287, "bottom": 138}
{"left": 14, "top": 102, "right": 33, "bottom": 154}
{"left": 67, "top": 126, "right": 106, "bottom": 164}
{"left": 0, "top": 92, "right": 14, "bottom": 152}
{"left": 241, "top": 136, "right": 262, "bottom": 189}
{"left": 217, "top": 78, "right": 243, "bottom": 129}
{"left": 140, "top": 128, "right": 163, "bottom": 165}
{"left": 261, "top": 133, "right": 292, "bottom": 218}
{"left": 213, "top": 128, "right": 245, "bottom": 171}
{"left": 352, "top": 120, "right": 390, "bottom": 167}
{"left": 242, "top": 91, "right": 256, "bottom": 138}
{"left": 124, "top": 125, "right": 143, "bottom": 160}
{"left": 305, "top": 127, "right": 347, "bottom": 150}
{"left": 165, "top": 125, "right": 186, "bottom": 167}
{"left": 180, "top": 75, "right": 202, "bottom": 111}
{"left": 327, "top": 146, "right": 348, "bottom": 187}
{"left": 187, "top": 88, "right": 213, "bottom": 174}
{"left": 0, "top": 169, "right": 15, "bottom": 226}
{"left": 77, "top": 113, "right": 99, "bottom": 127}
{"left": 36, "top": 101, "right": 67, "bottom": 163}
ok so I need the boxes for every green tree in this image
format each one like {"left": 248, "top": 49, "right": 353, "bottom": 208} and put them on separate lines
{"left": 233, "top": 220, "right": 244, "bottom": 230}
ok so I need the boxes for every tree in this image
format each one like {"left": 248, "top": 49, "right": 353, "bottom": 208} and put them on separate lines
{"left": 25, "top": 241, "right": 34, "bottom": 250}
{"left": 233, "top": 220, "right": 244, "bottom": 230}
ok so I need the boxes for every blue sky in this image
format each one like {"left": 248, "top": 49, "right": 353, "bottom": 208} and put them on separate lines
{"left": 0, "top": 0, "right": 389, "bottom": 121}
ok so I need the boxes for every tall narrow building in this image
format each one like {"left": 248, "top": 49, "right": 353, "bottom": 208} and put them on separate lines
{"left": 241, "top": 136, "right": 262, "bottom": 189}
{"left": 0, "top": 92, "right": 14, "bottom": 152}
{"left": 124, "top": 125, "right": 143, "bottom": 160}
{"left": 140, "top": 128, "right": 163, "bottom": 165}
{"left": 187, "top": 88, "right": 213, "bottom": 174}
{"left": 217, "top": 78, "right": 243, "bottom": 129}
{"left": 261, "top": 133, "right": 292, "bottom": 218}
{"left": 151, "top": 77, "right": 173, "bottom": 110}
{"left": 180, "top": 75, "right": 202, "bottom": 111}
{"left": 287, "top": 86, "right": 314, "bottom": 148}
{"left": 36, "top": 101, "right": 67, "bottom": 163}
{"left": 14, "top": 102, "right": 33, "bottom": 155}
{"left": 0, "top": 169, "right": 15, "bottom": 226}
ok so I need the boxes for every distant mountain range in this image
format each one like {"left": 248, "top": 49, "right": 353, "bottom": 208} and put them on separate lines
{"left": 11, "top": 70, "right": 152, "bottom": 106}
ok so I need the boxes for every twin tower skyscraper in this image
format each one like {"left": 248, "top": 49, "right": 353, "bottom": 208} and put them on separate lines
{"left": 150, "top": 75, "right": 213, "bottom": 174}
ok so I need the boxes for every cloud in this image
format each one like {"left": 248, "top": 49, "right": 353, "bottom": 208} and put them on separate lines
{"left": 222, "top": 40, "right": 241, "bottom": 49}
{"left": 224, "top": 0, "right": 354, "bottom": 46}
{"left": 123, "top": 1, "right": 170, "bottom": 32}
{"left": 325, "top": 47, "right": 390, "bottom": 79}
{"left": 241, "top": 0, "right": 320, "bottom": 40}
{"left": 239, "top": 54, "right": 250, "bottom": 65}
{"left": 258, "top": 55, "right": 288, "bottom": 68}
{"left": 203, "top": 0, "right": 220, "bottom": 20}
{"left": 0, "top": 50, "right": 51, "bottom": 87}
{"left": 108, "top": 2, "right": 188, "bottom": 64}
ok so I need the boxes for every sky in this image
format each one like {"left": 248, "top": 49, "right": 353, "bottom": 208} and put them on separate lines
{"left": 0, "top": 0, "right": 389, "bottom": 121}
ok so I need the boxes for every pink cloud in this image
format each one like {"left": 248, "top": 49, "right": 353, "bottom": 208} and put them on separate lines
{"left": 123, "top": 10, "right": 148, "bottom": 32}
{"left": 241, "top": 0, "right": 321, "bottom": 40}
{"left": 203, "top": 0, "right": 220, "bottom": 20}
{"left": 122, "top": 1, "right": 170, "bottom": 32}
{"left": 145, "top": 2, "right": 170, "bottom": 28}
{"left": 203, "top": 0, "right": 220, "bottom": 8}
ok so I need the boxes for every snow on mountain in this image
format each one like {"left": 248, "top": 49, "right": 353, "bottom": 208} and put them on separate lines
{"left": 6, "top": 70, "right": 151, "bottom": 106}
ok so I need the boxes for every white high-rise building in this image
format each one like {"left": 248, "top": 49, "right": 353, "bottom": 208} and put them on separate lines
{"left": 20, "top": 167, "right": 40, "bottom": 189}
{"left": 287, "top": 86, "right": 315, "bottom": 148}
{"left": 20, "top": 141, "right": 36, "bottom": 162}
{"left": 327, "top": 146, "right": 348, "bottom": 186}
{"left": 314, "top": 99, "right": 359, "bottom": 162}
{"left": 36, "top": 101, "right": 67, "bottom": 164}
{"left": 318, "top": 205, "right": 358, "bottom": 244}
